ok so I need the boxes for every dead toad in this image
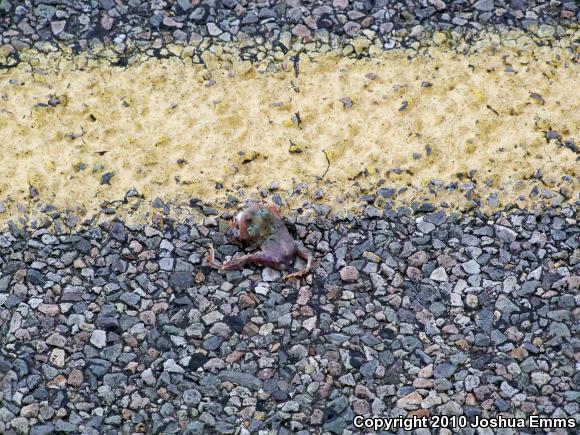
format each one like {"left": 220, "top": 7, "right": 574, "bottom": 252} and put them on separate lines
{"left": 206, "top": 203, "right": 313, "bottom": 280}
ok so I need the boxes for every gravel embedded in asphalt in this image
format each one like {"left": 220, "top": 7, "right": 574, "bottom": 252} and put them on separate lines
{"left": 0, "top": 0, "right": 578, "bottom": 66}
{"left": 0, "top": 204, "right": 578, "bottom": 434}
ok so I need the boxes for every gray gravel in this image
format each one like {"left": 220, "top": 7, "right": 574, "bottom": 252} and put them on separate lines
{"left": 0, "top": 203, "right": 578, "bottom": 434}
{"left": 0, "top": 0, "right": 578, "bottom": 67}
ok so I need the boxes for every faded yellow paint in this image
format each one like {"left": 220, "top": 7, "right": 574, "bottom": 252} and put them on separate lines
{"left": 0, "top": 43, "right": 578, "bottom": 225}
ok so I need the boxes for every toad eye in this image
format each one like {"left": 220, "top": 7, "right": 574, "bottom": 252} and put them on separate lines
{"left": 247, "top": 225, "right": 259, "bottom": 238}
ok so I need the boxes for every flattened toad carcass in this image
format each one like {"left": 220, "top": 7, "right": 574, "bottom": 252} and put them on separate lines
{"left": 207, "top": 203, "right": 313, "bottom": 280}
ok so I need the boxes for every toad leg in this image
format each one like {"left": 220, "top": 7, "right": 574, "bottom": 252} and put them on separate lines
{"left": 206, "top": 244, "right": 225, "bottom": 269}
{"left": 206, "top": 244, "right": 283, "bottom": 271}
{"left": 283, "top": 245, "right": 313, "bottom": 280}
